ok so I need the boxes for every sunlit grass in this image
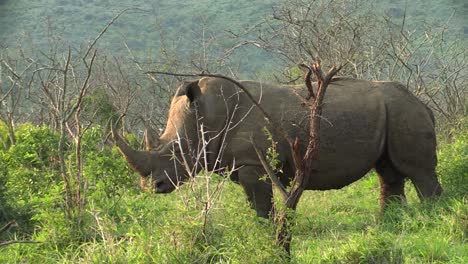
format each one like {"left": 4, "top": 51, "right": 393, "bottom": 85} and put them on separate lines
{"left": 0, "top": 124, "right": 466, "bottom": 263}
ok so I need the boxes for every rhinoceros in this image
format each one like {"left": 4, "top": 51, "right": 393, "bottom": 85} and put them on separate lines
{"left": 113, "top": 77, "right": 442, "bottom": 217}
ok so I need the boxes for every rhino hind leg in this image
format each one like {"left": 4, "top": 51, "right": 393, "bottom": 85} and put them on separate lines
{"left": 404, "top": 168, "right": 442, "bottom": 200}
{"left": 383, "top": 90, "right": 443, "bottom": 201}
{"left": 237, "top": 166, "right": 273, "bottom": 218}
{"left": 386, "top": 140, "right": 442, "bottom": 201}
{"left": 375, "top": 156, "right": 406, "bottom": 211}
{"left": 385, "top": 130, "right": 443, "bottom": 200}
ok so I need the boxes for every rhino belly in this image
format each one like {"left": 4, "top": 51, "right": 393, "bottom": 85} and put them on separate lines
{"left": 307, "top": 142, "right": 380, "bottom": 190}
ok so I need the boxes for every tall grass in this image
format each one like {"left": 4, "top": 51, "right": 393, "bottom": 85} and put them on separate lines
{"left": 0, "top": 124, "right": 466, "bottom": 263}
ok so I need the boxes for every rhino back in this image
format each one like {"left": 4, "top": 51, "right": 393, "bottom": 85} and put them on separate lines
{"left": 302, "top": 79, "right": 388, "bottom": 189}
{"left": 223, "top": 78, "right": 387, "bottom": 189}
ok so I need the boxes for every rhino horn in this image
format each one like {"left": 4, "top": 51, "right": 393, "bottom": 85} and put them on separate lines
{"left": 144, "top": 122, "right": 160, "bottom": 151}
{"left": 111, "top": 125, "right": 153, "bottom": 176}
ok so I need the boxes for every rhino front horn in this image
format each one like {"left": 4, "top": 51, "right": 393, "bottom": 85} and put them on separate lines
{"left": 111, "top": 125, "right": 153, "bottom": 177}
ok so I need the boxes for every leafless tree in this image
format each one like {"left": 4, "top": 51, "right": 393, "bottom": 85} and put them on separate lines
{"left": 249, "top": 62, "right": 340, "bottom": 255}
{"left": 25, "top": 45, "right": 98, "bottom": 222}
{"left": 384, "top": 23, "right": 467, "bottom": 127}
{"left": 0, "top": 8, "right": 141, "bottom": 225}
{"left": 0, "top": 51, "right": 35, "bottom": 147}
{"left": 228, "top": 0, "right": 466, "bottom": 130}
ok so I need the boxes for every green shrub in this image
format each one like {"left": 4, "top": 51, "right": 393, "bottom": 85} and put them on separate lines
{"left": 0, "top": 124, "right": 61, "bottom": 225}
{"left": 1, "top": 123, "right": 467, "bottom": 263}
{"left": 82, "top": 126, "right": 138, "bottom": 197}
{"left": 437, "top": 126, "right": 468, "bottom": 197}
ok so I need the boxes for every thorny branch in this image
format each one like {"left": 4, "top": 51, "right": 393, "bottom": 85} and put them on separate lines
{"left": 252, "top": 62, "right": 341, "bottom": 255}
{"left": 83, "top": 7, "right": 141, "bottom": 62}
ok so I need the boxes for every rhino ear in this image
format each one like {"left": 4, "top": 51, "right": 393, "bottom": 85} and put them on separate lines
{"left": 177, "top": 80, "right": 201, "bottom": 102}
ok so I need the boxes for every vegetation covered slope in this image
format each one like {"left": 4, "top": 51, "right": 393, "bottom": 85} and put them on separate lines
{"left": 0, "top": 122, "right": 466, "bottom": 263}
{"left": 0, "top": 0, "right": 466, "bottom": 73}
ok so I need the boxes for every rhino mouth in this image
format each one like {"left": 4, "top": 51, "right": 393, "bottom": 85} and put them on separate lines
{"left": 155, "top": 180, "right": 175, "bottom": 193}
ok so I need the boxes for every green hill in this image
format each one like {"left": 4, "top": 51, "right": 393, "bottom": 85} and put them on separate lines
{"left": 0, "top": 0, "right": 466, "bottom": 76}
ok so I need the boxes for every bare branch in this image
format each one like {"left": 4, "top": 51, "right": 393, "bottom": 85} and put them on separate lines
{"left": 0, "top": 240, "right": 41, "bottom": 248}
{"left": 83, "top": 8, "right": 141, "bottom": 61}
{"left": 298, "top": 63, "right": 315, "bottom": 99}
{"left": 0, "top": 220, "right": 17, "bottom": 234}
{"left": 0, "top": 86, "right": 14, "bottom": 103}
{"left": 0, "top": 60, "right": 20, "bottom": 79}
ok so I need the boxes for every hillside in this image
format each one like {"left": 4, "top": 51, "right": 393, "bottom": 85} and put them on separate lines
{"left": 0, "top": 0, "right": 466, "bottom": 76}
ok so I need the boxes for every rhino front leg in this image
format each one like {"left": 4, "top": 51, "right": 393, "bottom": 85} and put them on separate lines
{"left": 237, "top": 166, "right": 273, "bottom": 218}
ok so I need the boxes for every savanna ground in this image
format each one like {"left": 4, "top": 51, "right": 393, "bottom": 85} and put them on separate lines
{"left": 0, "top": 122, "right": 466, "bottom": 263}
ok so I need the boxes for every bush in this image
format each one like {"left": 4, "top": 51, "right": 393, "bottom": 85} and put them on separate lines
{"left": 437, "top": 122, "right": 468, "bottom": 197}
{"left": 0, "top": 124, "right": 60, "bottom": 225}
{"left": 0, "top": 122, "right": 466, "bottom": 262}
{"left": 82, "top": 126, "right": 138, "bottom": 197}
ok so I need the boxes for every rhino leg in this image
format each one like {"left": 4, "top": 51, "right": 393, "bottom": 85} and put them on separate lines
{"left": 375, "top": 156, "right": 406, "bottom": 211}
{"left": 386, "top": 130, "right": 443, "bottom": 200}
{"left": 384, "top": 93, "right": 443, "bottom": 201}
{"left": 237, "top": 166, "right": 273, "bottom": 218}
{"left": 407, "top": 170, "right": 442, "bottom": 200}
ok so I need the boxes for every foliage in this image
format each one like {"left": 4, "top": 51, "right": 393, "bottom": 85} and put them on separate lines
{"left": 437, "top": 120, "right": 468, "bottom": 197}
{"left": 263, "top": 127, "right": 282, "bottom": 174}
{"left": 82, "top": 126, "right": 136, "bottom": 194}
{"left": 0, "top": 124, "right": 136, "bottom": 242}
{"left": 81, "top": 89, "right": 119, "bottom": 128}
{"left": 0, "top": 121, "right": 9, "bottom": 150}
{"left": 0, "top": 124, "right": 60, "bottom": 225}
{"left": 0, "top": 122, "right": 466, "bottom": 262}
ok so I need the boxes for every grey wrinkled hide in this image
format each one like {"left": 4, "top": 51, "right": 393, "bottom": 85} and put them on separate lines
{"left": 115, "top": 77, "right": 442, "bottom": 218}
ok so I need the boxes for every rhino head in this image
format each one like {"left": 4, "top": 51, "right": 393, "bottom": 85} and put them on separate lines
{"left": 112, "top": 80, "right": 203, "bottom": 193}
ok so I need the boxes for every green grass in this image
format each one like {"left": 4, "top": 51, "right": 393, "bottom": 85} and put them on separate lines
{"left": 0, "top": 128, "right": 466, "bottom": 263}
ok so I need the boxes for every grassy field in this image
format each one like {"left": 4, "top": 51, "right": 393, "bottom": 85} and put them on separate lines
{"left": 0, "top": 124, "right": 466, "bottom": 263}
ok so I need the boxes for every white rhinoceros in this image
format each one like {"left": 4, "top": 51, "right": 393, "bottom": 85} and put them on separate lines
{"left": 113, "top": 77, "right": 442, "bottom": 217}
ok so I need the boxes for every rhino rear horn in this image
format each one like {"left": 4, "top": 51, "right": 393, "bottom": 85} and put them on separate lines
{"left": 111, "top": 125, "right": 153, "bottom": 176}
{"left": 144, "top": 123, "right": 160, "bottom": 151}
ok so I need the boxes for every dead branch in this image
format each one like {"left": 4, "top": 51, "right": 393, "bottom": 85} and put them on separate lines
{"left": 0, "top": 220, "right": 17, "bottom": 235}
{"left": 0, "top": 240, "right": 41, "bottom": 248}
{"left": 253, "top": 62, "right": 341, "bottom": 255}
{"left": 298, "top": 63, "right": 315, "bottom": 99}
{"left": 84, "top": 8, "right": 141, "bottom": 61}
{"left": 0, "top": 220, "right": 39, "bottom": 248}
{"left": 0, "top": 85, "right": 14, "bottom": 103}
